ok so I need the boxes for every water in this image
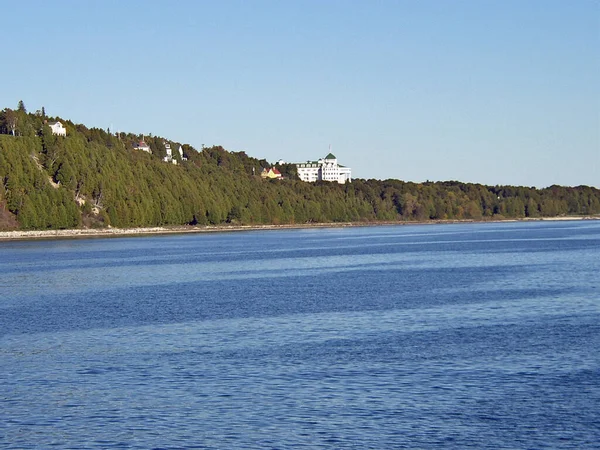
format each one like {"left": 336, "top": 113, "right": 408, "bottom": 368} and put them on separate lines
{"left": 1, "top": 221, "right": 599, "bottom": 449}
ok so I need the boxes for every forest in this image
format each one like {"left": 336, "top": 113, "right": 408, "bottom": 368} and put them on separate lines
{"left": 1, "top": 102, "right": 599, "bottom": 231}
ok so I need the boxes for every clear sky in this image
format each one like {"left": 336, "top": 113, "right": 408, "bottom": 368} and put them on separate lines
{"left": 2, "top": 0, "right": 598, "bottom": 187}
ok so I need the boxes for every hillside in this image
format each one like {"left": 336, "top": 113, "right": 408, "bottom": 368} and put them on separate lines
{"left": 1, "top": 105, "right": 599, "bottom": 231}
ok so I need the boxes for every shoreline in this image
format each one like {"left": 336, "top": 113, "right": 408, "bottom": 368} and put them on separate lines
{"left": 0, "top": 216, "right": 598, "bottom": 242}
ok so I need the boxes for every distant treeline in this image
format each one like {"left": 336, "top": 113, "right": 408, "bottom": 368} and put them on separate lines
{"left": 1, "top": 104, "right": 599, "bottom": 230}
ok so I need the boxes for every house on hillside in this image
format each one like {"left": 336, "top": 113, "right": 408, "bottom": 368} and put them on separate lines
{"left": 163, "top": 142, "right": 177, "bottom": 164}
{"left": 261, "top": 167, "right": 282, "bottom": 179}
{"left": 178, "top": 145, "right": 187, "bottom": 161}
{"left": 294, "top": 152, "right": 351, "bottom": 184}
{"left": 48, "top": 121, "right": 66, "bottom": 136}
{"left": 133, "top": 140, "right": 152, "bottom": 153}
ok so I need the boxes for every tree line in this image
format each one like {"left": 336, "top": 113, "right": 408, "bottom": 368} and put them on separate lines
{"left": 1, "top": 102, "right": 599, "bottom": 230}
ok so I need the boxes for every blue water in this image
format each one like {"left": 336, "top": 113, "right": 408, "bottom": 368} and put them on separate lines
{"left": 1, "top": 221, "right": 599, "bottom": 449}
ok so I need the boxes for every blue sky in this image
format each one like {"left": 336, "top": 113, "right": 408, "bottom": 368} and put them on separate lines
{"left": 2, "top": 0, "right": 598, "bottom": 187}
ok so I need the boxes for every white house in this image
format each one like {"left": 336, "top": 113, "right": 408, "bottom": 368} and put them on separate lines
{"left": 163, "top": 143, "right": 177, "bottom": 164}
{"left": 48, "top": 121, "right": 66, "bottom": 136}
{"left": 295, "top": 153, "right": 351, "bottom": 184}
{"left": 178, "top": 145, "right": 187, "bottom": 161}
{"left": 163, "top": 143, "right": 172, "bottom": 162}
{"left": 133, "top": 140, "right": 152, "bottom": 153}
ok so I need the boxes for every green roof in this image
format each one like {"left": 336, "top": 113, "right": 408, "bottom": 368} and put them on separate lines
{"left": 325, "top": 153, "right": 336, "bottom": 160}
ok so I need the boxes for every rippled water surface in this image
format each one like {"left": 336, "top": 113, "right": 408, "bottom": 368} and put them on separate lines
{"left": 1, "top": 221, "right": 599, "bottom": 448}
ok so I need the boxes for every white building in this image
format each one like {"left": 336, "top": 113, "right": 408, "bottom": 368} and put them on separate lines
{"left": 295, "top": 153, "right": 351, "bottom": 184}
{"left": 163, "top": 143, "right": 172, "bottom": 162}
{"left": 48, "top": 121, "right": 66, "bottom": 136}
{"left": 163, "top": 143, "right": 177, "bottom": 164}
{"left": 133, "top": 140, "right": 152, "bottom": 153}
{"left": 178, "top": 145, "right": 187, "bottom": 161}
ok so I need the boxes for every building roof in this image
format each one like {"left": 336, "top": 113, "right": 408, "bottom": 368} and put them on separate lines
{"left": 297, "top": 161, "right": 319, "bottom": 168}
{"left": 261, "top": 167, "right": 282, "bottom": 178}
{"left": 325, "top": 153, "right": 336, "bottom": 160}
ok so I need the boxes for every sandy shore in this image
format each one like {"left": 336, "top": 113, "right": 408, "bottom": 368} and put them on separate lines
{"left": 0, "top": 216, "right": 598, "bottom": 241}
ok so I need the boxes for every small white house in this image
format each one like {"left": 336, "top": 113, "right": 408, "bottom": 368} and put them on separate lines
{"left": 163, "top": 143, "right": 173, "bottom": 163}
{"left": 134, "top": 140, "right": 152, "bottom": 153}
{"left": 178, "top": 145, "right": 187, "bottom": 161}
{"left": 48, "top": 121, "right": 66, "bottom": 136}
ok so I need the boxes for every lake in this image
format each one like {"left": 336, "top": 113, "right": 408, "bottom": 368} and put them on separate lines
{"left": 1, "top": 221, "right": 599, "bottom": 448}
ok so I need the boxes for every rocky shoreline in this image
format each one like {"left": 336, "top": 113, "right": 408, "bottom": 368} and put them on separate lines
{"left": 0, "top": 223, "right": 360, "bottom": 241}
{"left": 0, "top": 216, "right": 598, "bottom": 241}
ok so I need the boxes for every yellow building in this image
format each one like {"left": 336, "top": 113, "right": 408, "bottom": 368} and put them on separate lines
{"left": 260, "top": 167, "right": 282, "bottom": 179}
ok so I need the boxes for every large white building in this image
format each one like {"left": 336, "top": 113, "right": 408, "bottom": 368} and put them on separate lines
{"left": 295, "top": 153, "right": 351, "bottom": 184}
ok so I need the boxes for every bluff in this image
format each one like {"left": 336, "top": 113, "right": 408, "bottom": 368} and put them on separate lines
{"left": 1, "top": 106, "right": 599, "bottom": 231}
